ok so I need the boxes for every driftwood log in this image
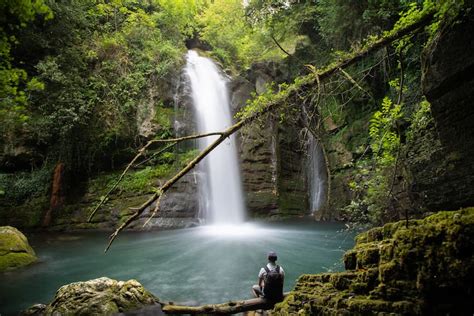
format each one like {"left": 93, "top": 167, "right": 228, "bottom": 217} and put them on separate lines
{"left": 162, "top": 293, "right": 289, "bottom": 315}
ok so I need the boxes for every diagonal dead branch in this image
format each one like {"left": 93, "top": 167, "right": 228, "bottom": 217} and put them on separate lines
{"left": 133, "top": 142, "right": 176, "bottom": 168}
{"left": 338, "top": 67, "right": 372, "bottom": 99}
{"left": 145, "top": 131, "right": 224, "bottom": 144}
{"left": 88, "top": 131, "right": 223, "bottom": 222}
{"left": 271, "top": 33, "right": 292, "bottom": 56}
{"left": 143, "top": 191, "right": 165, "bottom": 228}
{"left": 105, "top": 121, "right": 253, "bottom": 252}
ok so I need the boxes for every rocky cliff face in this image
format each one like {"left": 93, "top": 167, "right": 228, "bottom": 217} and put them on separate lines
{"left": 415, "top": 10, "right": 474, "bottom": 211}
{"left": 46, "top": 173, "right": 200, "bottom": 231}
{"left": 230, "top": 62, "right": 310, "bottom": 219}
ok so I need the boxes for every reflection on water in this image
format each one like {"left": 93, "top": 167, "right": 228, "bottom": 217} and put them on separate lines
{"left": 0, "top": 220, "right": 355, "bottom": 315}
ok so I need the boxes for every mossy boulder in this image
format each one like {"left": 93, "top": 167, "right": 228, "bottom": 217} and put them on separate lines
{"left": 33, "top": 277, "right": 159, "bottom": 315}
{"left": 274, "top": 208, "right": 474, "bottom": 315}
{"left": 0, "top": 226, "right": 37, "bottom": 272}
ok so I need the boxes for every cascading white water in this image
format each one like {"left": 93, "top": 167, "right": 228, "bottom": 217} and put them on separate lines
{"left": 308, "top": 134, "right": 327, "bottom": 214}
{"left": 185, "top": 50, "right": 246, "bottom": 224}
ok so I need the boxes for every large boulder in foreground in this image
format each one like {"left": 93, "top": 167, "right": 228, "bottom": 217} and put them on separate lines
{"left": 25, "top": 277, "right": 160, "bottom": 315}
{"left": 0, "top": 226, "right": 37, "bottom": 272}
{"left": 274, "top": 208, "right": 474, "bottom": 315}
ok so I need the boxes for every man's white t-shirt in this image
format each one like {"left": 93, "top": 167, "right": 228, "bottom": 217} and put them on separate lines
{"left": 258, "top": 262, "right": 285, "bottom": 279}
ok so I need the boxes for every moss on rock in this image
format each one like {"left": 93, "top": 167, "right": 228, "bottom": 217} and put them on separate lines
{"left": 41, "top": 277, "right": 159, "bottom": 315}
{"left": 0, "top": 226, "right": 37, "bottom": 272}
{"left": 274, "top": 208, "right": 474, "bottom": 315}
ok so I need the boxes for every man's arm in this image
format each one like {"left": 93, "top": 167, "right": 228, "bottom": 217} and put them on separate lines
{"left": 258, "top": 267, "right": 265, "bottom": 289}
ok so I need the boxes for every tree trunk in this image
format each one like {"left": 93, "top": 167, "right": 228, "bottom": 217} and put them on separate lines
{"left": 162, "top": 293, "right": 288, "bottom": 315}
{"left": 42, "top": 162, "right": 65, "bottom": 227}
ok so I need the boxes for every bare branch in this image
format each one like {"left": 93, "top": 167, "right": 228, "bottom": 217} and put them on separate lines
{"left": 88, "top": 150, "right": 145, "bottom": 222}
{"left": 133, "top": 142, "right": 176, "bottom": 168}
{"left": 146, "top": 131, "right": 224, "bottom": 144}
{"left": 271, "top": 33, "right": 292, "bottom": 57}
{"left": 105, "top": 123, "right": 250, "bottom": 252}
{"left": 88, "top": 131, "right": 223, "bottom": 222}
{"left": 143, "top": 191, "right": 165, "bottom": 228}
{"left": 338, "top": 67, "right": 372, "bottom": 99}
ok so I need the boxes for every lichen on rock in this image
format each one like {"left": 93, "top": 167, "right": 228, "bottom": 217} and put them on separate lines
{"left": 34, "top": 277, "right": 159, "bottom": 315}
{"left": 0, "top": 226, "right": 37, "bottom": 272}
{"left": 273, "top": 208, "right": 474, "bottom": 315}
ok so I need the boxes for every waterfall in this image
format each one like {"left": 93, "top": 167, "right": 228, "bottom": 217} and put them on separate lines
{"left": 308, "top": 134, "right": 327, "bottom": 214}
{"left": 185, "top": 50, "right": 246, "bottom": 225}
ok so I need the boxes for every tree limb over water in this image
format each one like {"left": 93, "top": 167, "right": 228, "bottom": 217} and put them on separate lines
{"left": 87, "top": 131, "right": 224, "bottom": 222}
{"left": 100, "top": 8, "right": 435, "bottom": 252}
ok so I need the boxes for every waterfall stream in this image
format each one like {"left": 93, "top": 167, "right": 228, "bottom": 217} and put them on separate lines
{"left": 185, "top": 50, "right": 246, "bottom": 225}
{"left": 308, "top": 134, "right": 327, "bottom": 215}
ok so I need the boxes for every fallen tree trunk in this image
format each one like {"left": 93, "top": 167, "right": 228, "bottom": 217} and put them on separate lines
{"left": 162, "top": 293, "right": 289, "bottom": 315}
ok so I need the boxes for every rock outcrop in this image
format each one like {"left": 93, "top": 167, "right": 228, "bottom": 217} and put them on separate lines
{"left": 274, "top": 207, "right": 474, "bottom": 315}
{"left": 0, "top": 226, "right": 37, "bottom": 272}
{"left": 231, "top": 61, "right": 309, "bottom": 218}
{"left": 23, "top": 277, "right": 160, "bottom": 315}
{"left": 46, "top": 172, "right": 199, "bottom": 231}
{"left": 414, "top": 10, "right": 474, "bottom": 211}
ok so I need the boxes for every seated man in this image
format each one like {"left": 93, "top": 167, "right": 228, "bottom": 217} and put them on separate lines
{"left": 252, "top": 251, "right": 285, "bottom": 301}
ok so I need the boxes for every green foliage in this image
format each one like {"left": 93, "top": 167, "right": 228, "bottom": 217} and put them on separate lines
{"left": 236, "top": 74, "right": 315, "bottom": 121}
{"left": 342, "top": 86, "right": 405, "bottom": 224}
{"left": 0, "top": 165, "right": 53, "bottom": 204}
{"left": 1, "top": 0, "right": 192, "bottom": 175}
{"left": 0, "top": 0, "right": 52, "bottom": 124}
{"left": 405, "top": 98, "right": 432, "bottom": 143}
{"left": 155, "top": 0, "right": 202, "bottom": 38}
{"left": 153, "top": 104, "right": 174, "bottom": 138}
{"left": 119, "top": 165, "right": 172, "bottom": 193}
{"left": 317, "top": 0, "right": 414, "bottom": 50}
{"left": 177, "top": 149, "right": 199, "bottom": 166}
{"left": 119, "top": 147, "right": 199, "bottom": 193}
{"left": 369, "top": 96, "right": 402, "bottom": 166}
{"left": 198, "top": 0, "right": 251, "bottom": 67}
{"left": 198, "top": 0, "right": 289, "bottom": 69}
{"left": 345, "top": 94, "right": 440, "bottom": 224}
{"left": 88, "top": 147, "right": 198, "bottom": 195}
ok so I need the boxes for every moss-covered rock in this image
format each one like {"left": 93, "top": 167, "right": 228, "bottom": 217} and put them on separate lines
{"left": 38, "top": 277, "right": 159, "bottom": 315}
{"left": 274, "top": 208, "right": 474, "bottom": 315}
{"left": 0, "top": 226, "right": 37, "bottom": 272}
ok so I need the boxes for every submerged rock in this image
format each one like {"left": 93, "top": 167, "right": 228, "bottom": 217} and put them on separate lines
{"left": 274, "top": 208, "right": 474, "bottom": 315}
{"left": 38, "top": 277, "right": 160, "bottom": 315}
{"left": 0, "top": 226, "right": 37, "bottom": 272}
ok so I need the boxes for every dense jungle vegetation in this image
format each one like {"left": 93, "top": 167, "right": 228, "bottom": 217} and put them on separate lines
{"left": 0, "top": 0, "right": 470, "bottom": 227}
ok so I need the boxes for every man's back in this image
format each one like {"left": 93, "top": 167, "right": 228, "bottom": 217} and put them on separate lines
{"left": 259, "top": 263, "right": 284, "bottom": 300}
{"left": 252, "top": 251, "right": 285, "bottom": 301}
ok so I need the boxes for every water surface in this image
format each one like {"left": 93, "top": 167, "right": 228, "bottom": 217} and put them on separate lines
{"left": 0, "top": 220, "right": 354, "bottom": 315}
